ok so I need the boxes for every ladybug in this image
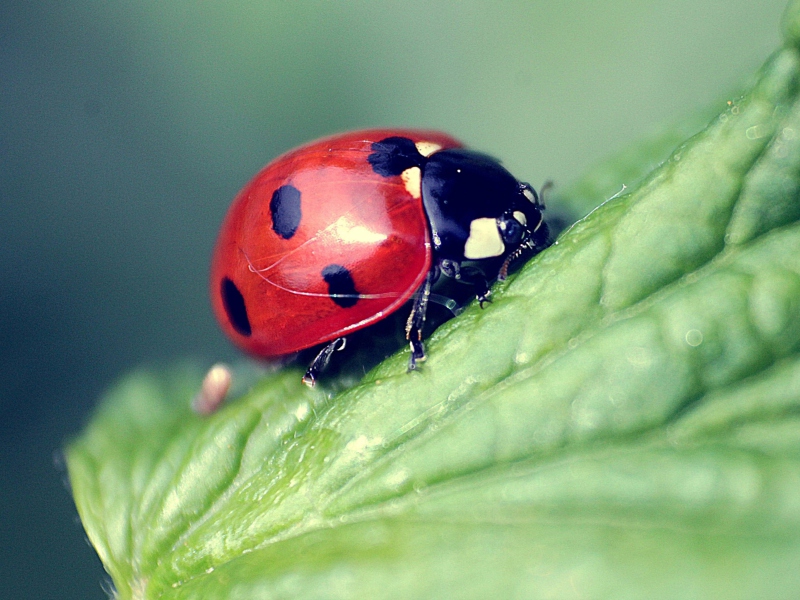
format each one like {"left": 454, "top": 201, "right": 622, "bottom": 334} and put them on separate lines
{"left": 210, "top": 129, "right": 548, "bottom": 386}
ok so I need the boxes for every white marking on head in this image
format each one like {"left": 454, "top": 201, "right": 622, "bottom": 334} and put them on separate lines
{"left": 513, "top": 211, "right": 526, "bottom": 226}
{"left": 401, "top": 166, "right": 421, "bottom": 199}
{"left": 522, "top": 187, "right": 536, "bottom": 203}
{"left": 464, "top": 218, "right": 505, "bottom": 259}
{"left": 415, "top": 141, "right": 442, "bottom": 157}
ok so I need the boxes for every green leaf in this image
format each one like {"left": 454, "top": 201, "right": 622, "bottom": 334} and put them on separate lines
{"left": 68, "top": 7, "right": 800, "bottom": 599}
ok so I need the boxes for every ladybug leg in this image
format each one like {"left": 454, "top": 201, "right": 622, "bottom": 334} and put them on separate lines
{"left": 459, "top": 266, "right": 492, "bottom": 308}
{"left": 439, "top": 258, "right": 461, "bottom": 280}
{"left": 406, "top": 269, "right": 435, "bottom": 372}
{"left": 441, "top": 259, "right": 492, "bottom": 308}
{"left": 302, "top": 337, "right": 347, "bottom": 387}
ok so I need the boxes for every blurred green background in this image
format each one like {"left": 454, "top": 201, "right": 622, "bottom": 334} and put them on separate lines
{"left": 0, "top": 1, "right": 786, "bottom": 597}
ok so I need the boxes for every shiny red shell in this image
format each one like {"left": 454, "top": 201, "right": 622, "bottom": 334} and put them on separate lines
{"left": 210, "top": 129, "right": 463, "bottom": 358}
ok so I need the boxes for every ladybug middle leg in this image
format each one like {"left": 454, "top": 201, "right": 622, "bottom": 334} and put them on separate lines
{"left": 406, "top": 268, "right": 437, "bottom": 372}
{"left": 303, "top": 337, "right": 347, "bottom": 387}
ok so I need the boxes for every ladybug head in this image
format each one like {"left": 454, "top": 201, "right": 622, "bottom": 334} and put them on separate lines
{"left": 495, "top": 181, "right": 548, "bottom": 280}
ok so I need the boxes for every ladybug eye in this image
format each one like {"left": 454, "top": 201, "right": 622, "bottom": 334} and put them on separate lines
{"left": 498, "top": 213, "right": 525, "bottom": 246}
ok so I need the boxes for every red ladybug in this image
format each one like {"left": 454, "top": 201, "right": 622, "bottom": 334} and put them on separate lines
{"left": 210, "top": 129, "right": 548, "bottom": 385}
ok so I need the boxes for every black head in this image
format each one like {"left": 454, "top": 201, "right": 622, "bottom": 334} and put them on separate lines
{"left": 420, "top": 149, "right": 547, "bottom": 268}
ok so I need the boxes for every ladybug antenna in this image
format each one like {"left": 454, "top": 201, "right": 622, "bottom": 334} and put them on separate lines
{"left": 537, "top": 180, "right": 553, "bottom": 210}
{"left": 520, "top": 180, "right": 552, "bottom": 210}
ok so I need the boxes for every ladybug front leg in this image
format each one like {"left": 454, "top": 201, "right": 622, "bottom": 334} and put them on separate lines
{"left": 302, "top": 337, "right": 347, "bottom": 387}
{"left": 462, "top": 266, "right": 492, "bottom": 308}
{"left": 406, "top": 269, "right": 436, "bottom": 371}
{"left": 440, "top": 259, "right": 492, "bottom": 308}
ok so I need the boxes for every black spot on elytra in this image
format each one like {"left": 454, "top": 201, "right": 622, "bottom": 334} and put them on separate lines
{"left": 321, "top": 264, "right": 359, "bottom": 308}
{"left": 270, "top": 185, "right": 302, "bottom": 239}
{"left": 368, "top": 136, "right": 426, "bottom": 177}
{"left": 221, "top": 277, "right": 251, "bottom": 336}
